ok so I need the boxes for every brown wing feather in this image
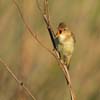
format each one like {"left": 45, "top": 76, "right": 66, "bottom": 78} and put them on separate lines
{"left": 71, "top": 32, "right": 76, "bottom": 43}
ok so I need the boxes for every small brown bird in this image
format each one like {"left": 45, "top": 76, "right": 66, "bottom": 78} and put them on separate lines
{"left": 55, "top": 22, "right": 75, "bottom": 69}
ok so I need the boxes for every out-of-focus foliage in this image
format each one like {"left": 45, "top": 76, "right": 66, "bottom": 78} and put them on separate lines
{"left": 0, "top": 0, "right": 100, "bottom": 100}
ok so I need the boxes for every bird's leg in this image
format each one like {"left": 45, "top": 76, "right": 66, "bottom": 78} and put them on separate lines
{"left": 57, "top": 51, "right": 61, "bottom": 59}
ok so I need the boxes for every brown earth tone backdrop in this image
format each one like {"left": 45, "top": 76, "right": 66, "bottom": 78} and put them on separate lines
{"left": 0, "top": 0, "right": 100, "bottom": 100}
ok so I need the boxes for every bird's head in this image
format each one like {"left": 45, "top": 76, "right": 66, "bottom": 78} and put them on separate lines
{"left": 56, "top": 22, "right": 69, "bottom": 37}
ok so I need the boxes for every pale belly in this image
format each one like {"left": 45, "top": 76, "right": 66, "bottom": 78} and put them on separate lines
{"left": 58, "top": 38, "right": 74, "bottom": 56}
{"left": 63, "top": 41, "right": 74, "bottom": 56}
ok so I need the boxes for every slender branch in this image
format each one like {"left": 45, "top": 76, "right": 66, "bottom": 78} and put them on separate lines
{"left": 44, "top": 0, "right": 50, "bottom": 23}
{"left": 36, "top": 0, "right": 56, "bottom": 36}
{"left": 37, "top": 0, "right": 57, "bottom": 50}
{"left": 54, "top": 49, "right": 76, "bottom": 100}
{"left": 0, "top": 58, "right": 37, "bottom": 100}
{"left": 43, "top": 0, "right": 57, "bottom": 50}
{"left": 37, "top": 0, "right": 76, "bottom": 100}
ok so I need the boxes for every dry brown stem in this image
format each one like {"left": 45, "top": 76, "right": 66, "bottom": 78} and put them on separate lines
{"left": 37, "top": 0, "right": 76, "bottom": 100}
{"left": 0, "top": 58, "right": 37, "bottom": 100}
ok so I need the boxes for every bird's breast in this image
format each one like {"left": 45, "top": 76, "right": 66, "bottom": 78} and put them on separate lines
{"left": 58, "top": 36, "right": 74, "bottom": 55}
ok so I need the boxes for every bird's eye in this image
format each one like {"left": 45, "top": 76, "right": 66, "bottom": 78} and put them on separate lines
{"left": 59, "top": 30, "right": 62, "bottom": 34}
{"left": 64, "top": 28, "right": 66, "bottom": 31}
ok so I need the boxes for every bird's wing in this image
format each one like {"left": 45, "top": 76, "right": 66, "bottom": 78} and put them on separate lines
{"left": 71, "top": 32, "right": 76, "bottom": 43}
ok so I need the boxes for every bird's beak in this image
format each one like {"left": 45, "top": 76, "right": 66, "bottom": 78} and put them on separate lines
{"left": 56, "top": 31, "right": 60, "bottom": 37}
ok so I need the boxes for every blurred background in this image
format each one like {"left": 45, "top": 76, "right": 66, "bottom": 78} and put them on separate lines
{"left": 0, "top": 0, "right": 100, "bottom": 100}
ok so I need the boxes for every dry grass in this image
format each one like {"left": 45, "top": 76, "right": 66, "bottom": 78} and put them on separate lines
{"left": 0, "top": 0, "right": 100, "bottom": 100}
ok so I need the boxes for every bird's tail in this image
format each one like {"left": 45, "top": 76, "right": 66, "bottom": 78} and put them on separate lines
{"left": 64, "top": 56, "right": 72, "bottom": 70}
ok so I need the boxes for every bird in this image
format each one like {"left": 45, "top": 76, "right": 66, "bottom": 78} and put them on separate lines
{"left": 55, "top": 22, "right": 76, "bottom": 69}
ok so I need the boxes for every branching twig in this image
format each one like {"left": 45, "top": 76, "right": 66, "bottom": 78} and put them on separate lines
{"left": 12, "top": 0, "right": 76, "bottom": 100}
{"left": 13, "top": 0, "right": 55, "bottom": 58}
{"left": 0, "top": 58, "right": 37, "bottom": 100}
